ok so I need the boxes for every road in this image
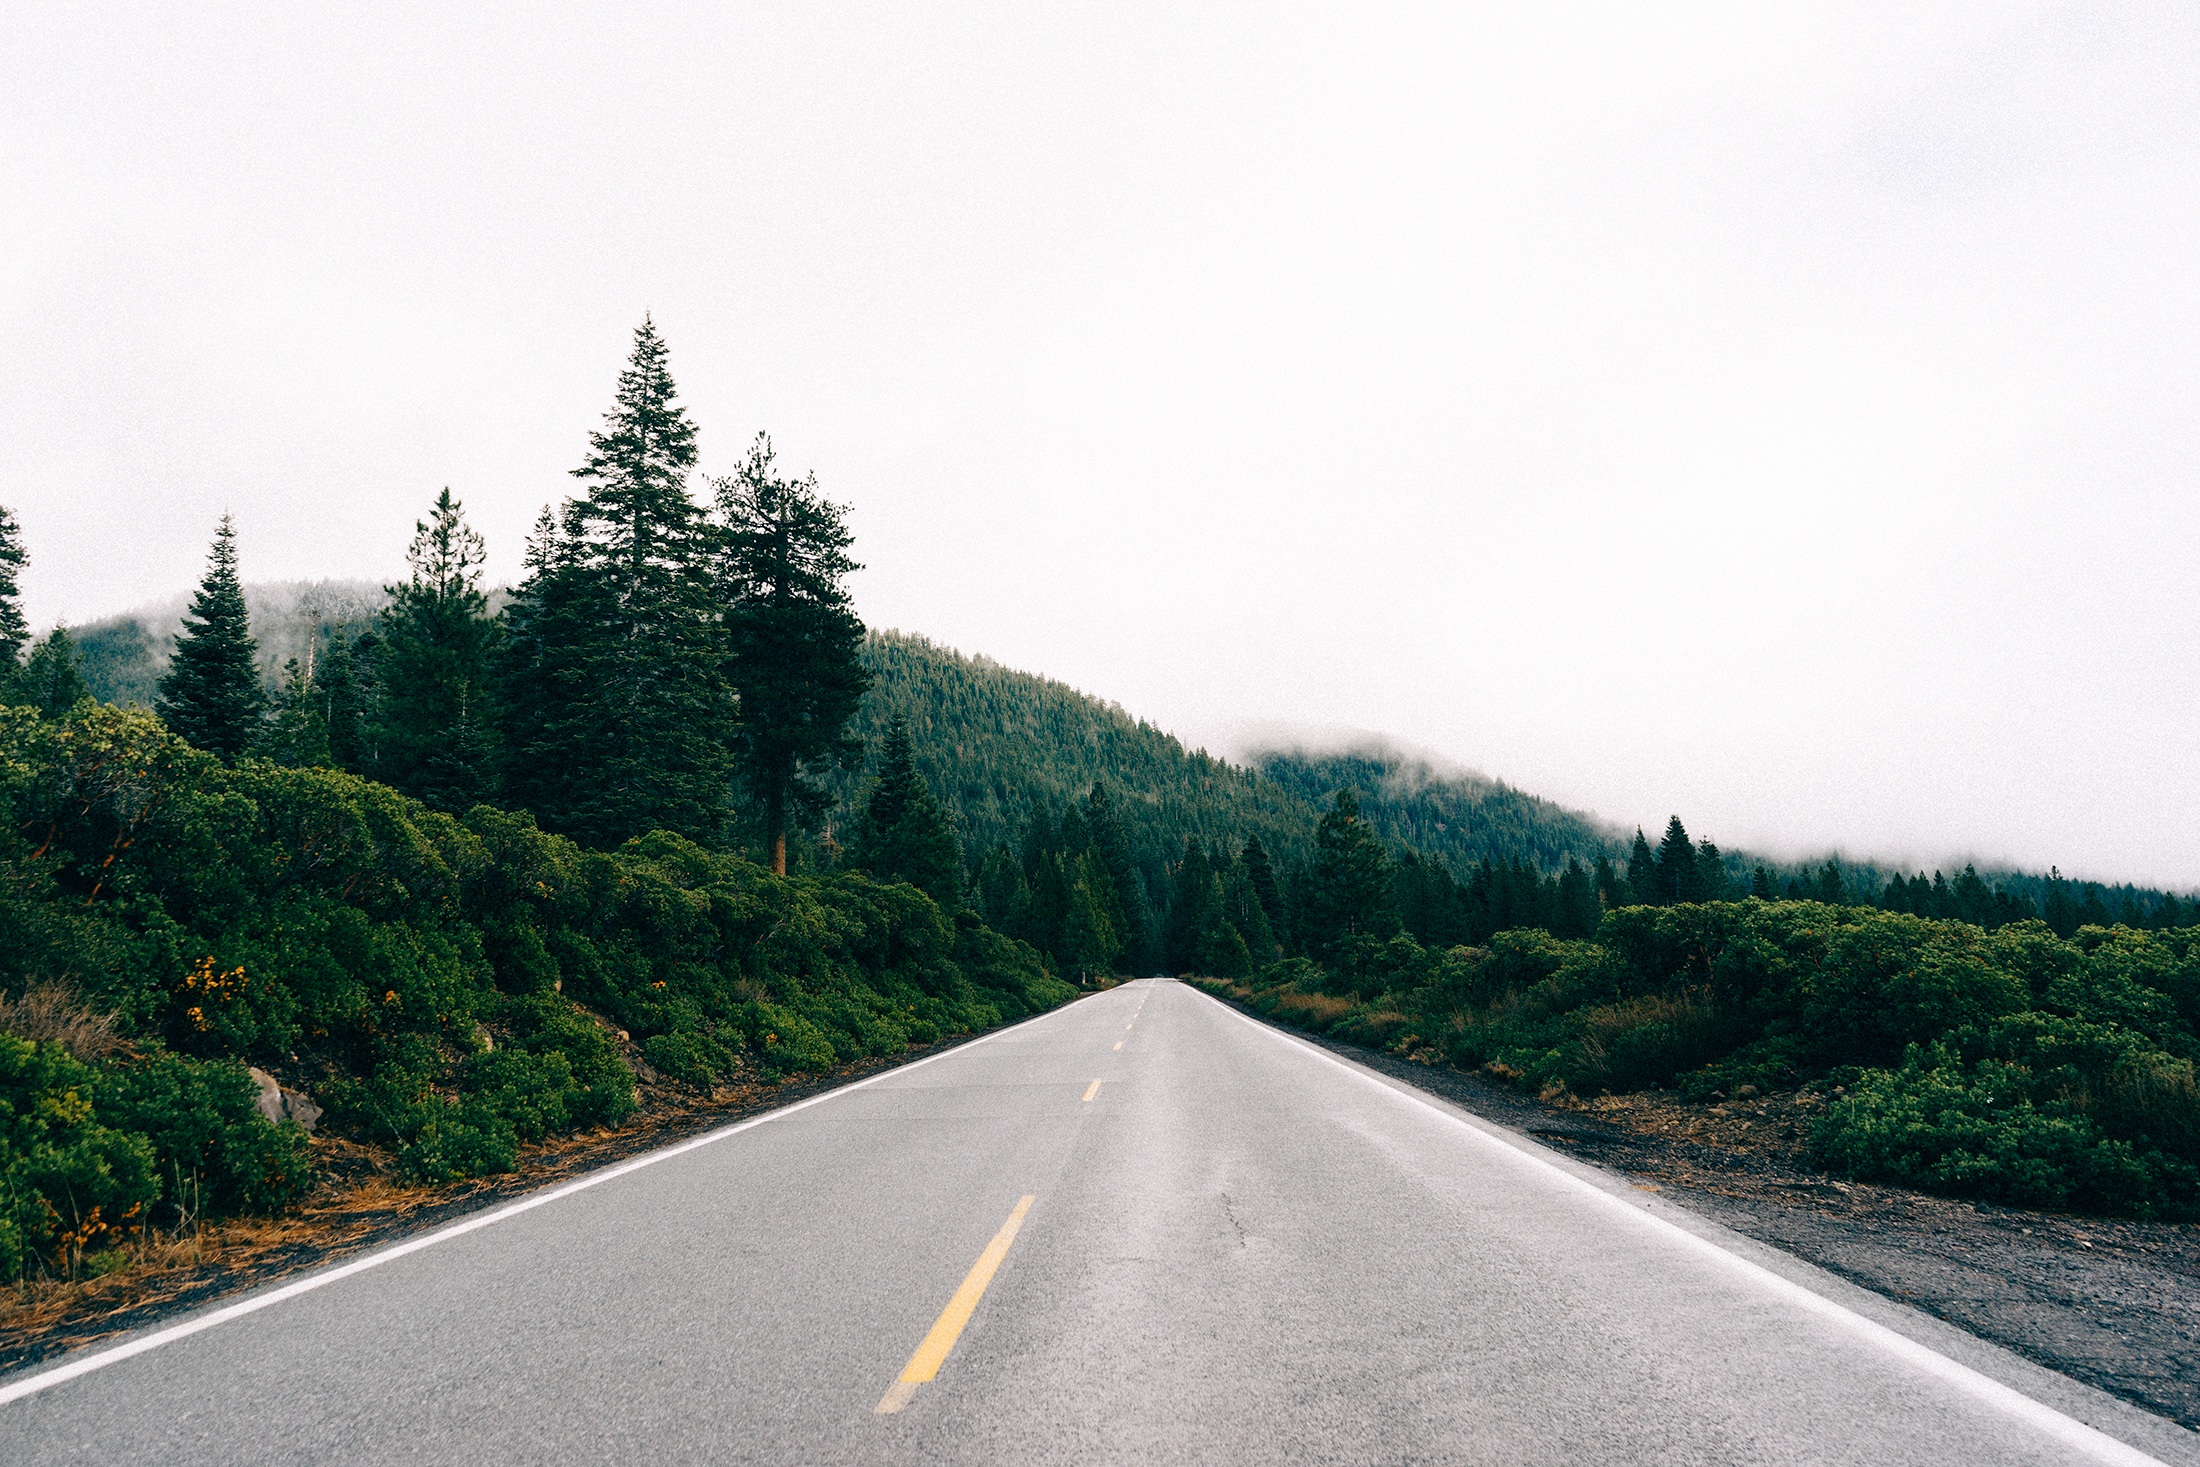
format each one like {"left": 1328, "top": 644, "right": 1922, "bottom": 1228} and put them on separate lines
{"left": 3, "top": 979, "right": 2192, "bottom": 1465}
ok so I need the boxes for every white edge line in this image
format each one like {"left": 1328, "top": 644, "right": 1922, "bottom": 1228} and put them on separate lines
{"left": 0, "top": 993, "right": 1100, "bottom": 1410}
{"left": 1191, "top": 984, "right": 2174, "bottom": 1467}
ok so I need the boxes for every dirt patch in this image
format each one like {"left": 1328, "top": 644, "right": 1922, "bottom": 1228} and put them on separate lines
{"left": 0, "top": 1033, "right": 986, "bottom": 1379}
{"left": 1273, "top": 1019, "right": 2200, "bottom": 1431}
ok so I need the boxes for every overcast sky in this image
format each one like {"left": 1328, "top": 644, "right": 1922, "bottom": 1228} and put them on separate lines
{"left": 5, "top": 3, "right": 2198, "bottom": 884}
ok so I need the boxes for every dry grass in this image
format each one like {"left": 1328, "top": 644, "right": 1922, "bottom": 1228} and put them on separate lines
{"left": 0, "top": 982, "right": 129, "bottom": 1060}
{"left": 1267, "top": 990, "right": 1356, "bottom": 1026}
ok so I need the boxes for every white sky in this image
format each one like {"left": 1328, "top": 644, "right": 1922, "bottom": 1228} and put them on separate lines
{"left": 5, "top": 3, "right": 2198, "bottom": 884}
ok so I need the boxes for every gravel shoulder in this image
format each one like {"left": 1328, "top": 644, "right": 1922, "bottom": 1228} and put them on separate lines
{"left": 1267, "top": 1014, "right": 2200, "bottom": 1431}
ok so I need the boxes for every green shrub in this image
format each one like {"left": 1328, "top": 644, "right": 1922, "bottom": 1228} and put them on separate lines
{"left": 461, "top": 1047, "right": 579, "bottom": 1141}
{"left": 92, "top": 1050, "right": 312, "bottom": 1218}
{"left": 0, "top": 1036, "right": 159, "bottom": 1281}
{"left": 1811, "top": 1048, "right": 2195, "bottom": 1217}
{"left": 398, "top": 1103, "right": 518, "bottom": 1182}
{"left": 642, "top": 1030, "right": 739, "bottom": 1088}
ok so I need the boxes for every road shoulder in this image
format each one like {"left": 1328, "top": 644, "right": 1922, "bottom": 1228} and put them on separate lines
{"left": 1193, "top": 983, "right": 2200, "bottom": 1452}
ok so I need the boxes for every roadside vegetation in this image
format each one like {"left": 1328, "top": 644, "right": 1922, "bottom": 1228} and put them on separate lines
{"left": 0, "top": 323, "right": 1070, "bottom": 1287}
{"left": 1190, "top": 804, "right": 2200, "bottom": 1219}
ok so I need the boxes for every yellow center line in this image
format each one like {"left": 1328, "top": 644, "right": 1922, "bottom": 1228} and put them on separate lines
{"left": 1112, "top": 1041, "right": 1122, "bottom": 1051}
{"left": 875, "top": 1195, "right": 1037, "bottom": 1415}
{"left": 1081, "top": 1079, "right": 1101, "bottom": 1102}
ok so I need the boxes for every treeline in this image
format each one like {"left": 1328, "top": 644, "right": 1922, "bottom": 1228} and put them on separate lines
{"left": 125, "top": 320, "right": 868, "bottom": 874}
{"left": 0, "top": 320, "right": 1077, "bottom": 1283}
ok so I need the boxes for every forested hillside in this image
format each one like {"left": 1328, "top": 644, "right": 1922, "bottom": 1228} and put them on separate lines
{"left": 838, "top": 632, "right": 1315, "bottom": 867}
{"left": 1251, "top": 746, "right": 1621, "bottom": 872}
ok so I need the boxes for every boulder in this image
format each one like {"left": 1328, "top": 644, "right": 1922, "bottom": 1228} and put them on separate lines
{"left": 247, "top": 1066, "right": 284, "bottom": 1125}
{"left": 246, "top": 1066, "right": 323, "bottom": 1134}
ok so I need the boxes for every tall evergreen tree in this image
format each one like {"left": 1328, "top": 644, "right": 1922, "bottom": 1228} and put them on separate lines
{"left": 1164, "top": 838, "right": 1218, "bottom": 973}
{"left": 317, "top": 631, "right": 381, "bottom": 773}
{"left": 716, "top": 433, "right": 869, "bottom": 874}
{"left": 373, "top": 489, "right": 500, "bottom": 811}
{"left": 1555, "top": 857, "right": 1599, "bottom": 937}
{"left": 1300, "top": 788, "right": 1399, "bottom": 966}
{"left": 1653, "top": 816, "right": 1696, "bottom": 905}
{"left": 1625, "top": 829, "right": 1658, "bottom": 906}
{"left": 1593, "top": 854, "right": 1625, "bottom": 912}
{"left": 1220, "top": 853, "right": 1278, "bottom": 960}
{"left": 1080, "top": 782, "right": 1151, "bottom": 969}
{"left": 19, "top": 627, "right": 89, "bottom": 716}
{"left": 258, "top": 657, "right": 333, "bottom": 768}
{"left": 0, "top": 504, "right": 29, "bottom": 691}
{"left": 1816, "top": 858, "right": 1848, "bottom": 906}
{"left": 1750, "top": 864, "right": 1777, "bottom": 900}
{"left": 157, "top": 516, "right": 265, "bottom": 758}
{"left": 1694, "top": 839, "right": 1729, "bottom": 901}
{"left": 504, "top": 321, "right": 732, "bottom": 846}
{"left": 850, "top": 716, "right": 963, "bottom": 905}
{"left": 1240, "top": 834, "right": 1286, "bottom": 948}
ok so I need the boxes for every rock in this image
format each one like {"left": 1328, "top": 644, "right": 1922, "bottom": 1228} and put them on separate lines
{"left": 248, "top": 1066, "right": 284, "bottom": 1125}
{"left": 282, "top": 1087, "right": 323, "bottom": 1134}
{"left": 247, "top": 1066, "right": 323, "bottom": 1134}
{"left": 1734, "top": 1084, "right": 1760, "bottom": 1100}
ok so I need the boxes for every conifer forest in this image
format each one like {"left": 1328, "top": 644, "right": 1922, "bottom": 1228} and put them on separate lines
{"left": 5, "top": 319, "right": 2200, "bottom": 1291}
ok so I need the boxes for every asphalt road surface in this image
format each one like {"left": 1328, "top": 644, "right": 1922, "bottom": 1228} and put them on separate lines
{"left": 5, "top": 980, "right": 2195, "bottom": 1465}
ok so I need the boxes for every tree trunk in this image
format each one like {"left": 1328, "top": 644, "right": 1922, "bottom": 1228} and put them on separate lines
{"left": 769, "top": 784, "right": 787, "bottom": 876}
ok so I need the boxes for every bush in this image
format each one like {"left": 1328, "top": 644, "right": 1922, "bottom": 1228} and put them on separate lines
{"left": 643, "top": 1030, "right": 739, "bottom": 1089}
{"left": 398, "top": 1104, "right": 518, "bottom": 1182}
{"left": 92, "top": 1049, "right": 312, "bottom": 1219}
{"left": 0, "top": 1036, "right": 159, "bottom": 1281}
{"left": 1812, "top": 1048, "right": 2196, "bottom": 1217}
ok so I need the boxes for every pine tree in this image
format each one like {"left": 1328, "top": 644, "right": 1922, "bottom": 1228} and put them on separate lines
{"left": 1080, "top": 783, "right": 1151, "bottom": 969}
{"left": 1061, "top": 854, "right": 1121, "bottom": 982}
{"left": 1625, "top": 829, "right": 1658, "bottom": 906}
{"left": 850, "top": 716, "right": 964, "bottom": 906}
{"left": 157, "top": 516, "right": 265, "bottom": 758}
{"left": 717, "top": 433, "right": 869, "bottom": 874}
{"left": 1593, "top": 854, "right": 1624, "bottom": 912}
{"left": 1241, "top": 834, "right": 1285, "bottom": 941}
{"left": 1815, "top": 858, "right": 1847, "bottom": 906}
{"left": 1556, "top": 857, "right": 1599, "bottom": 937}
{"left": 19, "top": 627, "right": 89, "bottom": 716}
{"left": 258, "top": 657, "right": 333, "bottom": 767}
{"left": 1301, "top": 788, "right": 1399, "bottom": 966}
{"left": 373, "top": 489, "right": 501, "bottom": 811}
{"left": 505, "top": 321, "right": 732, "bottom": 846}
{"left": 1221, "top": 854, "right": 1278, "bottom": 960}
{"left": 1694, "top": 840, "right": 1728, "bottom": 902}
{"left": 317, "top": 631, "right": 381, "bottom": 773}
{"left": 1750, "top": 864, "right": 1776, "bottom": 900}
{"left": 1654, "top": 817, "right": 1696, "bottom": 905}
{"left": 0, "top": 504, "right": 29, "bottom": 691}
{"left": 1164, "top": 838, "right": 1216, "bottom": 973}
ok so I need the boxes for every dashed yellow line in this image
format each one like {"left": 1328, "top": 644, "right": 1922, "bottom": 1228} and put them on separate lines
{"left": 1112, "top": 1041, "right": 1122, "bottom": 1051}
{"left": 876, "top": 1195, "right": 1037, "bottom": 1415}
{"left": 1081, "top": 1079, "right": 1101, "bottom": 1102}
